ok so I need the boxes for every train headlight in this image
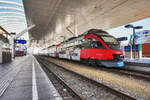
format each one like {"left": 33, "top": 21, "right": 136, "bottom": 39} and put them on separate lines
{"left": 113, "top": 54, "right": 124, "bottom": 61}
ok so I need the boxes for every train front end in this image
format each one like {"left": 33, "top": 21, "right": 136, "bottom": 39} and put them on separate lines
{"left": 99, "top": 49, "right": 124, "bottom": 67}
{"left": 96, "top": 34, "right": 125, "bottom": 67}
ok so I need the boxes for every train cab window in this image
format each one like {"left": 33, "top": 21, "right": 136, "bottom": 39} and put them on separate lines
{"left": 101, "top": 36, "right": 120, "bottom": 50}
{"left": 91, "top": 38, "right": 105, "bottom": 49}
{"left": 83, "top": 38, "right": 105, "bottom": 49}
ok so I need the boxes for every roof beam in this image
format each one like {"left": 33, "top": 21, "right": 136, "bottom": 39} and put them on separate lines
{"left": 0, "top": 25, "right": 10, "bottom": 35}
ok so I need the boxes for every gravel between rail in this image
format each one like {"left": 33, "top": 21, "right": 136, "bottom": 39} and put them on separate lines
{"left": 91, "top": 67, "right": 150, "bottom": 82}
{"left": 36, "top": 57, "right": 82, "bottom": 100}
{"left": 41, "top": 56, "right": 150, "bottom": 100}
{"left": 58, "top": 57, "right": 150, "bottom": 82}
{"left": 36, "top": 56, "right": 135, "bottom": 100}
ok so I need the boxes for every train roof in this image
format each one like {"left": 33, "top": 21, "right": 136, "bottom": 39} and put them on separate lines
{"left": 84, "top": 29, "right": 108, "bottom": 35}
{"left": 49, "top": 29, "right": 109, "bottom": 47}
{"left": 65, "top": 36, "right": 77, "bottom": 42}
{"left": 48, "top": 45, "right": 56, "bottom": 48}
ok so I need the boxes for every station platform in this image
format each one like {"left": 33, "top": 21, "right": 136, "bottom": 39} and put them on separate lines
{"left": 124, "top": 58, "right": 150, "bottom": 64}
{"left": 124, "top": 58, "right": 150, "bottom": 67}
{"left": 0, "top": 55, "right": 62, "bottom": 100}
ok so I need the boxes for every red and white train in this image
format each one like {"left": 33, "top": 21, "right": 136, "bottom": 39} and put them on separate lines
{"left": 41, "top": 29, "right": 124, "bottom": 67}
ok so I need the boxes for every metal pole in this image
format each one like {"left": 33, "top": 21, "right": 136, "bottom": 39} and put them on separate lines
{"left": 133, "top": 28, "right": 136, "bottom": 59}
{"left": 139, "top": 44, "right": 142, "bottom": 59}
{"left": 130, "top": 44, "right": 133, "bottom": 59}
{"left": 11, "top": 39, "right": 15, "bottom": 59}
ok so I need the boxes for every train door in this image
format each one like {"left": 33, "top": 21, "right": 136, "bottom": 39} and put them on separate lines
{"left": 71, "top": 45, "right": 81, "bottom": 61}
{"left": 65, "top": 47, "right": 70, "bottom": 59}
{"left": 80, "top": 38, "right": 91, "bottom": 59}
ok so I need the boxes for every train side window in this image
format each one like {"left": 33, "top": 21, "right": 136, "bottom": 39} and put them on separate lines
{"left": 83, "top": 38, "right": 92, "bottom": 48}
{"left": 75, "top": 44, "right": 82, "bottom": 49}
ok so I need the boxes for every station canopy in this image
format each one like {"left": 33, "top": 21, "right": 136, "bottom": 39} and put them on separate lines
{"left": 22, "top": 0, "right": 150, "bottom": 47}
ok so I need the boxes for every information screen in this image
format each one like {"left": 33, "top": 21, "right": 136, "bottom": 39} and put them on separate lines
{"left": 15, "top": 40, "right": 27, "bottom": 44}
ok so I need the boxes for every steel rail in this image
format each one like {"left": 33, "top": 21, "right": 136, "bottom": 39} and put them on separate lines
{"left": 97, "top": 67, "right": 150, "bottom": 81}
{"left": 37, "top": 57, "right": 83, "bottom": 100}
{"left": 41, "top": 56, "right": 137, "bottom": 100}
{"left": 44, "top": 56, "right": 150, "bottom": 81}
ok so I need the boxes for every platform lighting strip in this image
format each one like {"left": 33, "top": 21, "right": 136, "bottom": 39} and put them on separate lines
{"left": 2, "top": 15, "right": 25, "bottom": 18}
{"left": 2, "top": 25, "right": 26, "bottom": 32}
{"left": 3, "top": 0, "right": 23, "bottom": 4}
{"left": 1, "top": 16, "right": 25, "bottom": 20}
{"left": 1, "top": 21, "right": 26, "bottom": 25}
{"left": 1, "top": 22, "right": 26, "bottom": 27}
{"left": 0, "top": 7, "right": 24, "bottom": 12}
{"left": 0, "top": 3, "right": 23, "bottom": 11}
{"left": 0, "top": 18, "right": 25, "bottom": 21}
{"left": 0, "top": 9, "right": 24, "bottom": 15}
{"left": 0, "top": 12, "right": 24, "bottom": 16}
{"left": 0, "top": 18, "right": 25, "bottom": 24}
{"left": 0, "top": 0, "right": 23, "bottom": 6}
{"left": 2, "top": 26, "right": 22, "bottom": 31}
{"left": 0, "top": 17, "right": 24, "bottom": 21}
{"left": 2, "top": 23, "right": 26, "bottom": 27}
{"left": 0, "top": 19, "right": 25, "bottom": 23}
{"left": 0, "top": 13, "right": 25, "bottom": 17}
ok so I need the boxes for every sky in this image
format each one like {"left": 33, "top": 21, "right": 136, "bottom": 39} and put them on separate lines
{"left": 107, "top": 17, "right": 150, "bottom": 45}
{"left": 0, "top": 0, "right": 28, "bottom": 40}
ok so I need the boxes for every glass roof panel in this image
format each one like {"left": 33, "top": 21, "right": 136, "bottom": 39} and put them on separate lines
{"left": 0, "top": 0, "right": 28, "bottom": 39}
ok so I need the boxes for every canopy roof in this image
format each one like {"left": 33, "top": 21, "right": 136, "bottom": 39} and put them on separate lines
{"left": 22, "top": 0, "right": 150, "bottom": 47}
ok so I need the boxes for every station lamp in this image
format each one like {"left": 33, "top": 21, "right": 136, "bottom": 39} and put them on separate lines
{"left": 124, "top": 24, "right": 143, "bottom": 59}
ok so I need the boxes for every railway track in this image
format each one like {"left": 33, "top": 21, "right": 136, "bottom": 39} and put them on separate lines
{"left": 48, "top": 56, "right": 150, "bottom": 82}
{"left": 36, "top": 57, "right": 83, "bottom": 100}
{"left": 37, "top": 56, "right": 137, "bottom": 100}
{"left": 97, "top": 67, "right": 150, "bottom": 81}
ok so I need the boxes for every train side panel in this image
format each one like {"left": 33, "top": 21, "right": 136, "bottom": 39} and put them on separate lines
{"left": 80, "top": 48, "right": 112, "bottom": 60}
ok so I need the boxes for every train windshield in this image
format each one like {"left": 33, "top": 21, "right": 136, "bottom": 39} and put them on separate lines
{"left": 100, "top": 35, "right": 120, "bottom": 50}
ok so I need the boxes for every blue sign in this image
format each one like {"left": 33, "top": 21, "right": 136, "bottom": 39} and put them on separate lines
{"left": 15, "top": 40, "right": 27, "bottom": 44}
{"left": 124, "top": 45, "right": 139, "bottom": 52}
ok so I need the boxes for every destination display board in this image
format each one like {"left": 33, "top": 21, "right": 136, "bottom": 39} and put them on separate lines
{"left": 135, "top": 30, "right": 150, "bottom": 44}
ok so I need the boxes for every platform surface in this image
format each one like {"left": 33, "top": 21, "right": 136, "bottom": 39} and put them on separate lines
{"left": 0, "top": 55, "right": 62, "bottom": 100}
{"left": 124, "top": 58, "right": 150, "bottom": 64}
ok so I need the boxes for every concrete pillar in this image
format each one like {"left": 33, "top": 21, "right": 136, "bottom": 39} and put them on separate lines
{"left": 11, "top": 39, "right": 15, "bottom": 59}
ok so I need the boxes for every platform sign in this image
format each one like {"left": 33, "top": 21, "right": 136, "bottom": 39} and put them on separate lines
{"left": 15, "top": 40, "right": 27, "bottom": 44}
{"left": 135, "top": 30, "right": 150, "bottom": 44}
